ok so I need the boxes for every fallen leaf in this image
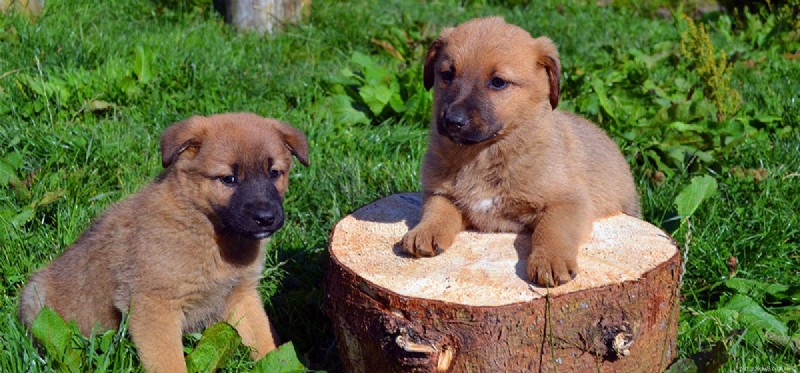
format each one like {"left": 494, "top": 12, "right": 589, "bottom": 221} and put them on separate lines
{"left": 727, "top": 256, "right": 737, "bottom": 277}
{"left": 88, "top": 99, "right": 115, "bottom": 112}
{"left": 371, "top": 39, "right": 404, "bottom": 61}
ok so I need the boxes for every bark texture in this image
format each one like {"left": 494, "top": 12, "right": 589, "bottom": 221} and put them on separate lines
{"left": 1, "top": 0, "right": 44, "bottom": 16}
{"left": 223, "top": 0, "right": 308, "bottom": 34}
{"left": 325, "top": 193, "right": 680, "bottom": 373}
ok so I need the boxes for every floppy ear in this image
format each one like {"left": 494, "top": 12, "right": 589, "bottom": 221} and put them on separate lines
{"left": 160, "top": 116, "right": 206, "bottom": 168}
{"left": 272, "top": 120, "right": 309, "bottom": 167}
{"left": 533, "top": 37, "right": 561, "bottom": 110}
{"left": 423, "top": 28, "right": 452, "bottom": 90}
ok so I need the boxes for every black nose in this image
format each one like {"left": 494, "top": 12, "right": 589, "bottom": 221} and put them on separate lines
{"left": 444, "top": 109, "right": 469, "bottom": 130}
{"left": 253, "top": 210, "right": 276, "bottom": 228}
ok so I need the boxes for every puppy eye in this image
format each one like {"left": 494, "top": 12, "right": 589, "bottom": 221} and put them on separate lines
{"left": 219, "top": 175, "right": 238, "bottom": 186}
{"left": 269, "top": 169, "right": 283, "bottom": 179}
{"left": 489, "top": 77, "right": 509, "bottom": 90}
{"left": 440, "top": 70, "right": 455, "bottom": 83}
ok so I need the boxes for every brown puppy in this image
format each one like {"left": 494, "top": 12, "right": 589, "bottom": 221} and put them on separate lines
{"left": 401, "top": 17, "right": 640, "bottom": 287}
{"left": 18, "top": 113, "right": 309, "bottom": 372}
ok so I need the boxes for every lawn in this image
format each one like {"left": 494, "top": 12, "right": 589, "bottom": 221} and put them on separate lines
{"left": 1, "top": 0, "right": 798, "bottom": 371}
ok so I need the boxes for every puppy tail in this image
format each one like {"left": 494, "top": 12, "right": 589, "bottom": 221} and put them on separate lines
{"left": 18, "top": 271, "right": 48, "bottom": 329}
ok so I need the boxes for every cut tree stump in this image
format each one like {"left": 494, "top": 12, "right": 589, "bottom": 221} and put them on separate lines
{"left": 220, "top": 0, "right": 309, "bottom": 34}
{"left": 324, "top": 193, "right": 681, "bottom": 373}
{"left": 1, "top": 0, "right": 44, "bottom": 16}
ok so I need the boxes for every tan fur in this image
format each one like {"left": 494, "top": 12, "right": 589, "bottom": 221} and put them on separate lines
{"left": 18, "top": 113, "right": 309, "bottom": 372}
{"left": 402, "top": 17, "right": 640, "bottom": 287}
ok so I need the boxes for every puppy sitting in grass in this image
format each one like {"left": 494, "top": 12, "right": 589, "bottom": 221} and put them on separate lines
{"left": 18, "top": 113, "right": 309, "bottom": 372}
{"left": 401, "top": 17, "right": 640, "bottom": 287}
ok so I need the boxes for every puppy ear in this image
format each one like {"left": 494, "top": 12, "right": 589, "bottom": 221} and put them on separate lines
{"left": 160, "top": 116, "right": 206, "bottom": 168}
{"left": 533, "top": 37, "right": 561, "bottom": 110}
{"left": 423, "top": 28, "right": 452, "bottom": 90}
{"left": 272, "top": 120, "right": 309, "bottom": 167}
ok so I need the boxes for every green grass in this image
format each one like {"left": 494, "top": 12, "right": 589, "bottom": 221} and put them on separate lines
{"left": 1, "top": 0, "right": 798, "bottom": 371}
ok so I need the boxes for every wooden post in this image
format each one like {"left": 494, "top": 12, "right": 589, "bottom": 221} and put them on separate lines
{"left": 219, "top": 0, "right": 309, "bottom": 34}
{"left": 324, "top": 193, "right": 680, "bottom": 372}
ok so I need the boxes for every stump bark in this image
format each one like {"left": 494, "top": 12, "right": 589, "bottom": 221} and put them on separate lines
{"left": 324, "top": 193, "right": 681, "bottom": 373}
{"left": 1, "top": 0, "right": 44, "bottom": 16}
{"left": 220, "top": 0, "right": 308, "bottom": 34}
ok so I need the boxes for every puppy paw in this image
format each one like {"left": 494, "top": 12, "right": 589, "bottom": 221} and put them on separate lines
{"left": 527, "top": 247, "right": 578, "bottom": 287}
{"left": 401, "top": 224, "right": 455, "bottom": 257}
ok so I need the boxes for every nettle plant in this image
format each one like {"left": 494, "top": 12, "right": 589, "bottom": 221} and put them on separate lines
{"left": 28, "top": 307, "right": 309, "bottom": 372}
{"left": 315, "top": 25, "right": 433, "bottom": 126}
{"left": 561, "top": 11, "right": 791, "bottom": 178}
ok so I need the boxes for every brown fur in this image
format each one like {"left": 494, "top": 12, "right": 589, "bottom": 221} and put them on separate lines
{"left": 402, "top": 17, "right": 640, "bottom": 287}
{"left": 18, "top": 113, "right": 309, "bottom": 372}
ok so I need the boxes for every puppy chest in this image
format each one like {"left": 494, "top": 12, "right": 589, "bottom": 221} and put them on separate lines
{"left": 179, "top": 276, "right": 242, "bottom": 327}
{"left": 454, "top": 193, "right": 527, "bottom": 232}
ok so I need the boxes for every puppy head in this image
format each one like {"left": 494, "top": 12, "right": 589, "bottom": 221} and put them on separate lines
{"left": 423, "top": 17, "right": 561, "bottom": 145}
{"left": 160, "top": 113, "right": 309, "bottom": 240}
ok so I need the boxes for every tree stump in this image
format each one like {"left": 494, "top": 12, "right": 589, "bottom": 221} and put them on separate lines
{"left": 324, "top": 193, "right": 681, "bottom": 373}
{"left": 218, "top": 0, "right": 309, "bottom": 34}
{"left": 1, "top": 0, "right": 44, "bottom": 16}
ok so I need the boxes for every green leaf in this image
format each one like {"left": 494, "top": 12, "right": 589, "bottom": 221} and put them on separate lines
{"left": 644, "top": 150, "right": 675, "bottom": 178}
{"left": 351, "top": 52, "right": 391, "bottom": 86}
{"left": 359, "top": 84, "right": 393, "bottom": 116}
{"left": 31, "top": 307, "right": 82, "bottom": 372}
{"left": 2, "top": 151, "right": 23, "bottom": 169}
{"left": 725, "top": 278, "right": 789, "bottom": 301}
{"left": 87, "top": 99, "right": 115, "bottom": 112}
{"left": 668, "top": 121, "right": 706, "bottom": 133}
{"left": 674, "top": 175, "right": 718, "bottom": 218}
{"left": 0, "top": 160, "right": 21, "bottom": 186}
{"left": 350, "top": 51, "right": 378, "bottom": 71}
{"left": 692, "top": 150, "right": 714, "bottom": 164}
{"left": 186, "top": 322, "right": 242, "bottom": 373}
{"left": 695, "top": 308, "right": 739, "bottom": 335}
{"left": 753, "top": 114, "right": 782, "bottom": 124}
{"left": 132, "top": 45, "right": 153, "bottom": 83}
{"left": 120, "top": 76, "right": 141, "bottom": 97}
{"left": 663, "top": 144, "right": 691, "bottom": 166}
{"left": 591, "top": 77, "right": 616, "bottom": 121}
{"left": 326, "top": 67, "right": 359, "bottom": 86}
{"left": 10, "top": 206, "right": 35, "bottom": 226}
{"left": 32, "top": 190, "right": 66, "bottom": 209}
{"left": 327, "top": 94, "right": 369, "bottom": 125}
{"left": 0, "top": 151, "right": 23, "bottom": 186}
{"left": 387, "top": 80, "right": 406, "bottom": 113}
{"left": 403, "top": 90, "right": 431, "bottom": 119}
{"left": 98, "top": 329, "right": 116, "bottom": 353}
{"left": 723, "top": 294, "right": 788, "bottom": 336}
{"left": 251, "top": 342, "right": 306, "bottom": 373}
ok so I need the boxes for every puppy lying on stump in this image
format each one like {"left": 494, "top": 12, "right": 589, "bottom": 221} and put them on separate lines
{"left": 325, "top": 193, "right": 680, "bottom": 372}
{"left": 326, "top": 17, "right": 678, "bottom": 372}
{"left": 401, "top": 16, "right": 640, "bottom": 288}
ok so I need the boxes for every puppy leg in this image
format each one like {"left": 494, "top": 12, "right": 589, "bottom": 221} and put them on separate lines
{"left": 402, "top": 194, "right": 466, "bottom": 257}
{"left": 129, "top": 297, "right": 186, "bottom": 373}
{"left": 225, "top": 285, "right": 278, "bottom": 360}
{"left": 527, "top": 201, "right": 592, "bottom": 287}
